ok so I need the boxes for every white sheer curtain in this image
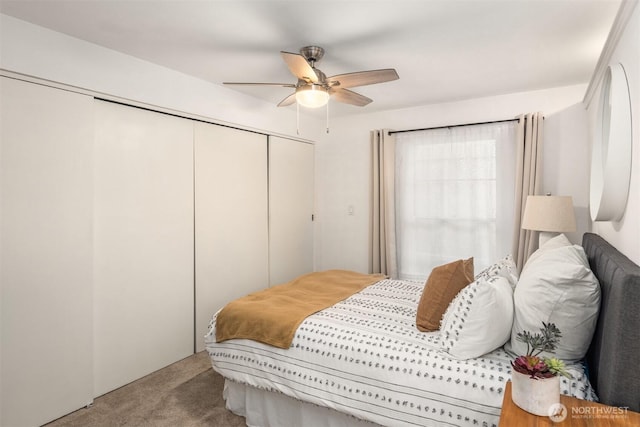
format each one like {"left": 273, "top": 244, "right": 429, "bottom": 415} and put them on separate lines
{"left": 395, "top": 122, "right": 517, "bottom": 280}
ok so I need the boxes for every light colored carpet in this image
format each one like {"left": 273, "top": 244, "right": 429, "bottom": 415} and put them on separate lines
{"left": 44, "top": 352, "right": 245, "bottom": 427}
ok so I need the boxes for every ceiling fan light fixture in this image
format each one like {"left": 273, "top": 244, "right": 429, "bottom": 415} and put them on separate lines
{"left": 295, "top": 84, "right": 329, "bottom": 108}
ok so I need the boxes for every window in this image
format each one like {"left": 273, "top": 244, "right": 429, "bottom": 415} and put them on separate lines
{"left": 395, "top": 122, "right": 517, "bottom": 280}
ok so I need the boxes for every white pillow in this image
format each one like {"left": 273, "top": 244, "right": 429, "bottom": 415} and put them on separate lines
{"left": 440, "top": 275, "right": 514, "bottom": 360}
{"left": 505, "top": 243, "right": 600, "bottom": 363}
{"left": 521, "top": 233, "right": 572, "bottom": 274}
{"left": 475, "top": 254, "right": 519, "bottom": 289}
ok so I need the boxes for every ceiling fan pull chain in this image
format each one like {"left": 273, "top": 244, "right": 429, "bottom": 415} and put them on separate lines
{"left": 296, "top": 101, "right": 300, "bottom": 135}
{"left": 326, "top": 101, "right": 330, "bottom": 134}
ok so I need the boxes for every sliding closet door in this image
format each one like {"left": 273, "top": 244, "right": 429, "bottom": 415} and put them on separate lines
{"left": 194, "top": 123, "right": 268, "bottom": 352}
{"left": 1, "top": 78, "right": 94, "bottom": 426}
{"left": 93, "top": 100, "right": 194, "bottom": 396}
{"left": 269, "top": 136, "right": 315, "bottom": 286}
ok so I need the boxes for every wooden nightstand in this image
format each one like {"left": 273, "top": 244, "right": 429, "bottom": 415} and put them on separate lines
{"left": 499, "top": 381, "right": 640, "bottom": 426}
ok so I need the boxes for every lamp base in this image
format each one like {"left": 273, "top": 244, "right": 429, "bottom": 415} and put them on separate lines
{"left": 538, "top": 231, "right": 559, "bottom": 248}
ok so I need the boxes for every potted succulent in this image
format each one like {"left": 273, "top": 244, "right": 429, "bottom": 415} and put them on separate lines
{"left": 510, "top": 322, "right": 572, "bottom": 416}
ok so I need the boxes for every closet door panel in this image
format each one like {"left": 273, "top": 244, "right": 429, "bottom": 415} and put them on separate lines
{"left": 1, "top": 77, "right": 94, "bottom": 426}
{"left": 194, "top": 123, "right": 268, "bottom": 352}
{"left": 93, "top": 101, "right": 194, "bottom": 396}
{"left": 269, "top": 137, "right": 314, "bottom": 286}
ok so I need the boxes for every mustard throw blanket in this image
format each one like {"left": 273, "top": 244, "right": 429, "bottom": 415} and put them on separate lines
{"left": 215, "top": 270, "right": 386, "bottom": 349}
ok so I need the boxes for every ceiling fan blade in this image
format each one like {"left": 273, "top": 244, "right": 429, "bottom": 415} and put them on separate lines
{"left": 328, "top": 69, "right": 399, "bottom": 89}
{"left": 277, "top": 93, "right": 296, "bottom": 107}
{"left": 280, "top": 51, "right": 319, "bottom": 83}
{"left": 223, "top": 82, "right": 296, "bottom": 87}
{"left": 329, "top": 88, "right": 372, "bottom": 107}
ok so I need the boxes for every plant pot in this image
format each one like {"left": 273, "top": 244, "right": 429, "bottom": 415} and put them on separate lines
{"left": 510, "top": 370, "right": 560, "bottom": 416}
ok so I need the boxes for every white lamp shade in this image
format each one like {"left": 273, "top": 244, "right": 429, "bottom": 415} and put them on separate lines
{"left": 522, "top": 195, "right": 576, "bottom": 232}
{"left": 295, "top": 85, "right": 329, "bottom": 108}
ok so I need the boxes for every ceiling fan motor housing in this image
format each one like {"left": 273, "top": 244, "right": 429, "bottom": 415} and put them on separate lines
{"left": 300, "top": 46, "right": 325, "bottom": 65}
{"left": 298, "top": 69, "right": 327, "bottom": 87}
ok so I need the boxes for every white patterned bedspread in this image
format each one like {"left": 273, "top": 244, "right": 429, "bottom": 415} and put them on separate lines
{"left": 205, "top": 279, "right": 595, "bottom": 427}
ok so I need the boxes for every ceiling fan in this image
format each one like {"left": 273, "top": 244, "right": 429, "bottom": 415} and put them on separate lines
{"left": 224, "top": 46, "right": 399, "bottom": 108}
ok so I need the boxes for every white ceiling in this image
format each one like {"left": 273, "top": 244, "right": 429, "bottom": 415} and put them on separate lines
{"left": 0, "top": 0, "right": 621, "bottom": 117}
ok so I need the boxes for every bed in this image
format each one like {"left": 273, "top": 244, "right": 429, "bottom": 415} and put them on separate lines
{"left": 204, "top": 233, "right": 640, "bottom": 426}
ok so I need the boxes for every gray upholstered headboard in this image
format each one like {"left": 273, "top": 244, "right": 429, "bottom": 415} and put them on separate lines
{"left": 582, "top": 233, "right": 640, "bottom": 412}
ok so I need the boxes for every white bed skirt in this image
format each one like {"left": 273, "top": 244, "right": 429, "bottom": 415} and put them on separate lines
{"left": 223, "top": 379, "right": 382, "bottom": 427}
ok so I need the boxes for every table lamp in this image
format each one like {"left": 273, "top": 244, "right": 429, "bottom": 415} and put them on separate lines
{"left": 521, "top": 194, "right": 577, "bottom": 246}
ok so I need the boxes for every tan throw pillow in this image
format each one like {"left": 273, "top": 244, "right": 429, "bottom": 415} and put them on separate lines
{"left": 416, "top": 258, "right": 474, "bottom": 332}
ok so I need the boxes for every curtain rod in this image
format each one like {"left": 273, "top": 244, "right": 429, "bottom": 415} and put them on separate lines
{"left": 388, "top": 118, "right": 519, "bottom": 135}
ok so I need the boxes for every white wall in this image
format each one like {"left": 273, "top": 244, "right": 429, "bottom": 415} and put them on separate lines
{"left": 1, "top": 13, "right": 613, "bottom": 273}
{"left": 314, "top": 85, "right": 589, "bottom": 272}
{"left": 543, "top": 102, "right": 591, "bottom": 244}
{"left": 587, "top": 4, "right": 640, "bottom": 264}
{"left": 1, "top": 12, "right": 325, "bottom": 272}
{"left": 0, "top": 14, "right": 308, "bottom": 139}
